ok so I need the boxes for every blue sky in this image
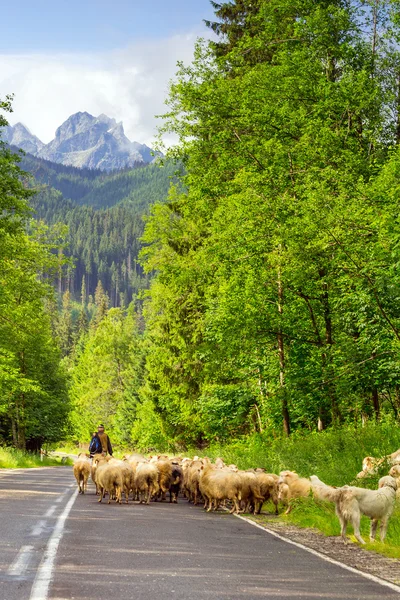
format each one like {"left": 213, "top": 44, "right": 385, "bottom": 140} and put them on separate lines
{"left": 1, "top": 1, "right": 215, "bottom": 52}
{"left": 0, "top": 1, "right": 216, "bottom": 144}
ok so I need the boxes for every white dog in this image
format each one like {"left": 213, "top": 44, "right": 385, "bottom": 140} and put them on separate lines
{"left": 332, "top": 476, "right": 397, "bottom": 544}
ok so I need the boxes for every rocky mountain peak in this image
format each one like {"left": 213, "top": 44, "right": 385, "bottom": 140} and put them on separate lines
{"left": 2, "top": 122, "right": 44, "bottom": 155}
{"left": 3, "top": 112, "right": 158, "bottom": 171}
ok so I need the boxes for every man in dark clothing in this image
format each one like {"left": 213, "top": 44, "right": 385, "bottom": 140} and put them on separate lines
{"left": 89, "top": 432, "right": 102, "bottom": 457}
{"left": 97, "top": 424, "right": 113, "bottom": 456}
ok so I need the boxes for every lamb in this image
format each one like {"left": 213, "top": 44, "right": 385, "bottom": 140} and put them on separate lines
{"left": 95, "top": 457, "right": 123, "bottom": 505}
{"left": 199, "top": 463, "right": 242, "bottom": 514}
{"left": 135, "top": 462, "right": 159, "bottom": 504}
{"left": 73, "top": 453, "right": 91, "bottom": 494}
{"left": 331, "top": 476, "right": 397, "bottom": 544}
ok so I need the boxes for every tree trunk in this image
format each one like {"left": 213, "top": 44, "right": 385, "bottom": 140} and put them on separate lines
{"left": 396, "top": 70, "right": 400, "bottom": 145}
{"left": 319, "top": 268, "right": 339, "bottom": 422}
{"left": 277, "top": 265, "right": 290, "bottom": 436}
{"left": 11, "top": 415, "right": 18, "bottom": 447}
{"left": 372, "top": 388, "right": 380, "bottom": 420}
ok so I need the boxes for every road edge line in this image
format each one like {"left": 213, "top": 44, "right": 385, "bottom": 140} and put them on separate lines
{"left": 29, "top": 488, "right": 78, "bottom": 600}
{"left": 235, "top": 513, "right": 400, "bottom": 594}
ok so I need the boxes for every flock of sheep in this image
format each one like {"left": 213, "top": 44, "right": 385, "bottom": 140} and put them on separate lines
{"left": 73, "top": 447, "right": 400, "bottom": 546}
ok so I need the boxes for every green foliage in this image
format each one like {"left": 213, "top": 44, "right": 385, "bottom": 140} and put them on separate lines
{"left": 69, "top": 306, "right": 144, "bottom": 444}
{"left": 139, "top": 0, "right": 400, "bottom": 445}
{"left": 0, "top": 99, "right": 69, "bottom": 449}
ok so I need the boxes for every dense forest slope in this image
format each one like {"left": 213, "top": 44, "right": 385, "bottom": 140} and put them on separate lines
{"left": 20, "top": 151, "right": 178, "bottom": 303}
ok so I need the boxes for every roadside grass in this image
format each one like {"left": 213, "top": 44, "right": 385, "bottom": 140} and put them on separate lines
{"left": 0, "top": 447, "right": 70, "bottom": 469}
{"left": 195, "top": 421, "right": 400, "bottom": 559}
{"left": 199, "top": 421, "right": 400, "bottom": 487}
{"left": 52, "top": 442, "right": 81, "bottom": 455}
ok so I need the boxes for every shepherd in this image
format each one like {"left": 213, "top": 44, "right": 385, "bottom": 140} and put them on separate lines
{"left": 97, "top": 424, "right": 113, "bottom": 456}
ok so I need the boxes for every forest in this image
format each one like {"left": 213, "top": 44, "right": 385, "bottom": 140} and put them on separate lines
{"left": 3, "top": 0, "right": 400, "bottom": 452}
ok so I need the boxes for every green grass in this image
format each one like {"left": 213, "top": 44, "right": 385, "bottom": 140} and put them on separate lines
{"left": 198, "top": 420, "right": 400, "bottom": 487}
{"left": 194, "top": 420, "right": 400, "bottom": 559}
{"left": 0, "top": 447, "right": 70, "bottom": 469}
{"left": 52, "top": 442, "right": 81, "bottom": 455}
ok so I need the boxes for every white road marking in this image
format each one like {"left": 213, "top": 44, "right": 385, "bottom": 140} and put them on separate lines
{"left": 29, "top": 489, "right": 78, "bottom": 600}
{"left": 7, "top": 545, "right": 35, "bottom": 576}
{"left": 235, "top": 513, "right": 400, "bottom": 594}
{"left": 55, "top": 492, "right": 67, "bottom": 504}
{"left": 31, "top": 520, "right": 47, "bottom": 537}
{"left": 44, "top": 506, "right": 56, "bottom": 518}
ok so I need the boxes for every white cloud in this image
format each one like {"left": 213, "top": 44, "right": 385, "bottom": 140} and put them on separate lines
{"left": 0, "top": 32, "right": 202, "bottom": 147}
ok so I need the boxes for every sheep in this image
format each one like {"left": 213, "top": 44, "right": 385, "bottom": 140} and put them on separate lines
{"left": 90, "top": 453, "right": 105, "bottom": 495}
{"left": 199, "top": 463, "right": 242, "bottom": 514}
{"left": 186, "top": 460, "right": 203, "bottom": 505}
{"left": 237, "top": 471, "right": 264, "bottom": 514}
{"left": 135, "top": 462, "right": 159, "bottom": 504}
{"left": 95, "top": 457, "right": 123, "bottom": 505}
{"left": 73, "top": 454, "right": 91, "bottom": 494}
{"left": 255, "top": 473, "right": 279, "bottom": 515}
{"left": 108, "top": 458, "right": 135, "bottom": 503}
{"left": 278, "top": 471, "right": 312, "bottom": 514}
{"left": 169, "top": 464, "right": 183, "bottom": 503}
{"left": 155, "top": 460, "right": 174, "bottom": 501}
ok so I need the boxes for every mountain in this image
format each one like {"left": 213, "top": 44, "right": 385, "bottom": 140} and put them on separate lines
{"left": 4, "top": 112, "right": 158, "bottom": 171}
{"left": 2, "top": 122, "right": 44, "bottom": 155}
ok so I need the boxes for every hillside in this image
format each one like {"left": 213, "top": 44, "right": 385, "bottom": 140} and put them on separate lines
{"left": 18, "top": 150, "right": 178, "bottom": 209}
{"left": 20, "top": 152, "right": 181, "bottom": 304}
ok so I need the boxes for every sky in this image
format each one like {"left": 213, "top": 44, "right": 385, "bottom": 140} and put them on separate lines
{"left": 0, "top": 1, "right": 215, "bottom": 145}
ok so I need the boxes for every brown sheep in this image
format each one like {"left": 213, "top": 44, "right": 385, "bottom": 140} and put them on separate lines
{"left": 255, "top": 472, "right": 279, "bottom": 514}
{"left": 237, "top": 471, "right": 264, "bottom": 514}
{"left": 135, "top": 462, "right": 159, "bottom": 504}
{"left": 155, "top": 460, "right": 174, "bottom": 501}
{"left": 186, "top": 460, "right": 203, "bottom": 505}
{"left": 73, "top": 454, "right": 91, "bottom": 494}
{"left": 169, "top": 464, "right": 183, "bottom": 503}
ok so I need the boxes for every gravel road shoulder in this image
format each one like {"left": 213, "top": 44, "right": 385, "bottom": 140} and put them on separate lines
{"left": 246, "top": 513, "right": 400, "bottom": 587}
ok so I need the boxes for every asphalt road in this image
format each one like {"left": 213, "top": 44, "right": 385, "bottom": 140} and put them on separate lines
{"left": 1, "top": 467, "right": 399, "bottom": 600}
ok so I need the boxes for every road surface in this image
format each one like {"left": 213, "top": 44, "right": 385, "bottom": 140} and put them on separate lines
{"left": 0, "top": 467, "right": 399, "bottom": 600}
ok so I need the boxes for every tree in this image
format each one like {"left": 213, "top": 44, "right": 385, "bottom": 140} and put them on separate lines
{"left": 140, "top": 0, "right": 400, "bottom": 444}
{"left": 0, "top": 98, "right": 69, "bottom": 448}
